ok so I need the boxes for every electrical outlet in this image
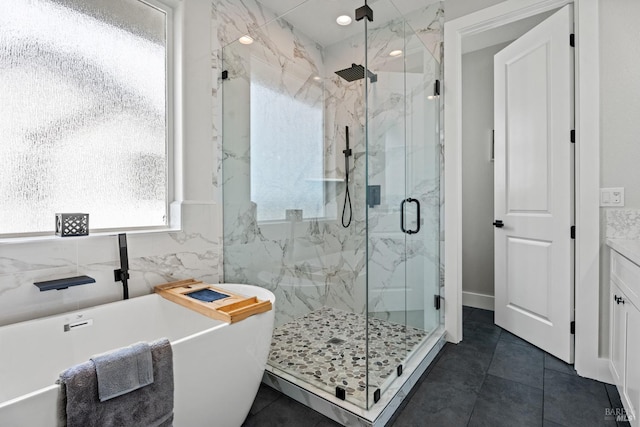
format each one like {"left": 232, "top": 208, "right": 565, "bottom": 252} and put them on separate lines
{"left": 600, "top": 187, "right": 625, "bottom": 207}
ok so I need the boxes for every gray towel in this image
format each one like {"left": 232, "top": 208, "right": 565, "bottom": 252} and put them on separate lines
{"left": 57, "top": 338, "right": 174, "bottom": 427}
{"left": 91, "top": 341, "right": 154, "bottom": 402}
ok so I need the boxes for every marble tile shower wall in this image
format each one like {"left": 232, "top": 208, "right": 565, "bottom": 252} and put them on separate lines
{"left": 0, "top": 204, "right": 221, "bottom": 327}
{"left": 218, "top": 0, "right": 365, "bottom": 326}
{"left": 215, "top": 0, "right": 444, "bottom": 327}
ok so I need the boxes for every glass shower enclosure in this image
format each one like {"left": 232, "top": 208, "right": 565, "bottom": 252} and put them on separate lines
{"left": 221, "top": 0, "right": 442, "bottom": 414}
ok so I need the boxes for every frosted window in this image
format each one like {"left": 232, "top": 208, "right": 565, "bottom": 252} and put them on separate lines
{"left": 250, "top": 64, "right": 324, "bottom": 222}
{"left": 0, "top": 0, "right": 167, "bottom": 235}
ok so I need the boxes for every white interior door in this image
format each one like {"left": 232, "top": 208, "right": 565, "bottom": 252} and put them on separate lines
{"left": 494, "top": 5, "right": 574, "bottom": 363}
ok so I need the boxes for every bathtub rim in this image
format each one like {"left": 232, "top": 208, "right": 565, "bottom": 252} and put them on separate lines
{"left": 0, "top": 282, "right": 275, "bottom": 331}
{"left": 0, "top": 283, "right": 275, "bottom": 410}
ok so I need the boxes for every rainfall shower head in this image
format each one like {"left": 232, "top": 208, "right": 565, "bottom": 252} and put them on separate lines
{"left": 335, "top": 63, "right": 377, "bottom": 83}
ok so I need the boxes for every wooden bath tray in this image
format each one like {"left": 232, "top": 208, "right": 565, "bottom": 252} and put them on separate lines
{"left": 154, "top": 279, "right": 272, "bottom": 323}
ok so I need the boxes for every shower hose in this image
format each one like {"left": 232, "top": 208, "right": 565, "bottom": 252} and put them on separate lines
{"left": 342, "top": 125, "right": 352, "bottom": 228}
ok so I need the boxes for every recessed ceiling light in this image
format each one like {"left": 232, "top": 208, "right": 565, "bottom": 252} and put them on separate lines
{"left": 336, "top": 15, "right": 352, "bottom": 26}
{"left": 389, "top": 50, "right": 403, "bottom": 57}
{"left": 313, "top": 76, "right": 322, "bottom": 81}
{"left": 239, "top": 35, "right": 254, "bottom": 45}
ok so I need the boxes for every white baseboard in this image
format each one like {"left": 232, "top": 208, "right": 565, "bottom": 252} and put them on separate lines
{"left": 462, "top": 291, "right": 495, "bottom": 311}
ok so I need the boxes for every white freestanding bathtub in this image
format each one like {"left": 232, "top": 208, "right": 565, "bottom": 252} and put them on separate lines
{"left": 0, "top": 284, "right": 275, "bottom": 427}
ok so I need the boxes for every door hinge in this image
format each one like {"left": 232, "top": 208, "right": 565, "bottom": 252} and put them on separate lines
{"left": 434, "top": 295, "right": 441, "bottom": 310}
{"left": 570, "top": 34, "right": 575, "bottom": 47}
{"left": 571, "top": 226, "right": 576, "bottom": 239}
{"left": 570, "top": 321, "right": 575, "bottom": 334}
{"left": 434, "top": 79, "right": 440, "bottom": 96}
{"left": 221, "top": 70, "right": 229, "bottom": 80}
{"left": 570, "top": 130, "right": 575, "bottom": 143}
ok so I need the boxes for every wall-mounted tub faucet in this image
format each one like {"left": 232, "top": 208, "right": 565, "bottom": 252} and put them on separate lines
{"left": 113, "top": 233, "right": 130, "bottom": 300}
{"left": 34, "top": 275, "right": 95, "bottom": 291}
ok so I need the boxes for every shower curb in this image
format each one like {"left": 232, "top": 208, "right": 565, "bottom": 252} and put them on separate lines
{"left": 262, "top": 330, "right": 446, "bottom": 427}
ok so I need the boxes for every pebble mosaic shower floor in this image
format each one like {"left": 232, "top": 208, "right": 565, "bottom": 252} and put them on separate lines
{"left": 268, "top": 307, "right": 429, "bottom": 407}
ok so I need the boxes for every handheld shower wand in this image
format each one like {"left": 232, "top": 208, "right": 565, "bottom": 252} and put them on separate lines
{"left": 342, "top": 126, "right": 353, "bottom": 228}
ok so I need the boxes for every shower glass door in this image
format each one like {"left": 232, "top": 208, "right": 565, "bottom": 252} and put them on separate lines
{"left": 222, "top": 0, "right": 372, "bottom": 410}
{"left": 221, "top": 0, "right": 441, "bottom": 412}
{"left": 365, "top": 0, "right": 441, "bottom": 409}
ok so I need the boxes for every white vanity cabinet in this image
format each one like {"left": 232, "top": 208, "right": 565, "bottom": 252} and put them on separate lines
{"left": 609, "top": 247, "right": 640, "bottom": 426}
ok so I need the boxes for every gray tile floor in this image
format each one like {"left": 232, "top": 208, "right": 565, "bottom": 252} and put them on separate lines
{"left": 243, "top": 307, "right": 631, "bottom": 427}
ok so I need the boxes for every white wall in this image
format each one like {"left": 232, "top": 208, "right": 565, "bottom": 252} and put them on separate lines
{"left": 0, "top": 0, "right": 220, "bottom": 327}
{"left": 460, "top": 42, "right": 510, "bottom": 307}
{"left": 598, "top": 0, "right": 640, "bottom": 355}
{"left": 183, "top": 0, "right": 216, "bottom": 202}
{"left": 444, "top": 0, "right": 505, "bottom": 22}
{"left": 599, "top": 0, "right": 640, "bottom": 209}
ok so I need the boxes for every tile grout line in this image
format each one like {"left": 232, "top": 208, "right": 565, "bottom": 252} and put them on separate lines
{"left": 387, "top": 343, "right": 450, "bottom": 427}
{"left": 542, "top": 362, "right": 546, "bottom": 425}
{"left": 465, "top": 308, "right": 500, "bottom": 427}
{"left": 251, "top": 394, "right": 284, "bottom": 421}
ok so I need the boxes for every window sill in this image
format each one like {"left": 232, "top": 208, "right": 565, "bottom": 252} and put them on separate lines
{"left": 257, "top": 217, "right": 337, "bottom": 226}
{"left": 0, "top": 226, "right": 183, "bottom": 245}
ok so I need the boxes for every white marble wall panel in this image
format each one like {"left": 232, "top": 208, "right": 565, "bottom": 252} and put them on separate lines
{"left": 398, "top": 1, "right": 444, "bottom": 62}
{"left": 0, "top": 203, "right": 220, "bottom": 327}
{"left": 220, "top": 1, "right": 363, "bottom": 326}
{"left": 218, "top": 0, "right": 443, "bottom": 326}
{"left": 605, "top": 209, "right": 640, "bottom": 239}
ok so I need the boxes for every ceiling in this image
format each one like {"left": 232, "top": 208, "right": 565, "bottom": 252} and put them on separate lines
{"left": 255, "top": 0, "right": 432, "bottom": 48}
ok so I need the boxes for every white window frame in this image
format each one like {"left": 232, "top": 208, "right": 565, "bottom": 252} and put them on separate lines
{"left": 0, "top": 0, "right": 183, "bottom": 240}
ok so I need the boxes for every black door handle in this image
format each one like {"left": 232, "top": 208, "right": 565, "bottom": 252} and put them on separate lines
{"left": 401, "top": 199, "right": 407, "bottom": 233}
{"left": 493, "top": 220, "right": 504, "bottom": 228}
{"left": 400, "top": 198, "right": 421, "bottom": 234}
{"left": 408, "top": 198, "right": 420, "bottom": 234}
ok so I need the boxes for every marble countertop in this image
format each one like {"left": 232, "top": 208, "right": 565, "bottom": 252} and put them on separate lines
{"left": 607, "top": 239, "right": 640, "bottom": 266}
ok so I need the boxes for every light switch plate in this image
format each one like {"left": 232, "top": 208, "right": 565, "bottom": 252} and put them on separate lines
{"left": 600, "top": 187, "right": 625, "bottom": 207}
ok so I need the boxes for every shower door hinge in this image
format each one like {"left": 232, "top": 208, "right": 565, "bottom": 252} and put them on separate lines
{"left": 570, "top": 321, "right": 575, "bottom": 334}
{"left": 373, "top": 388, "right": 381, "bottom": 403}
{"left": 434, "top": 79, "right": 440, "bottom": 96}
{"left": 434, "top": 294, "right": 442, "bottom": 310}
{"left": 571, "top": 130, "right": 575, "bottom": 143}
{"left": 570, "top": 33, "right": 575, "bottom": 47}
{"left": 221, "top": 70, "right": 228, "bottom": 80}
{"left": 571, "top": 226, "right": 576, "bottom": 239}
{"left": 397, "top": 365, "right": 403, "bottom": 377}
{"left": 355, "top": 3, "right": 373, "bottom": 22}
{"left": 335, "top": 386, "right": 346, "bottom": 400}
